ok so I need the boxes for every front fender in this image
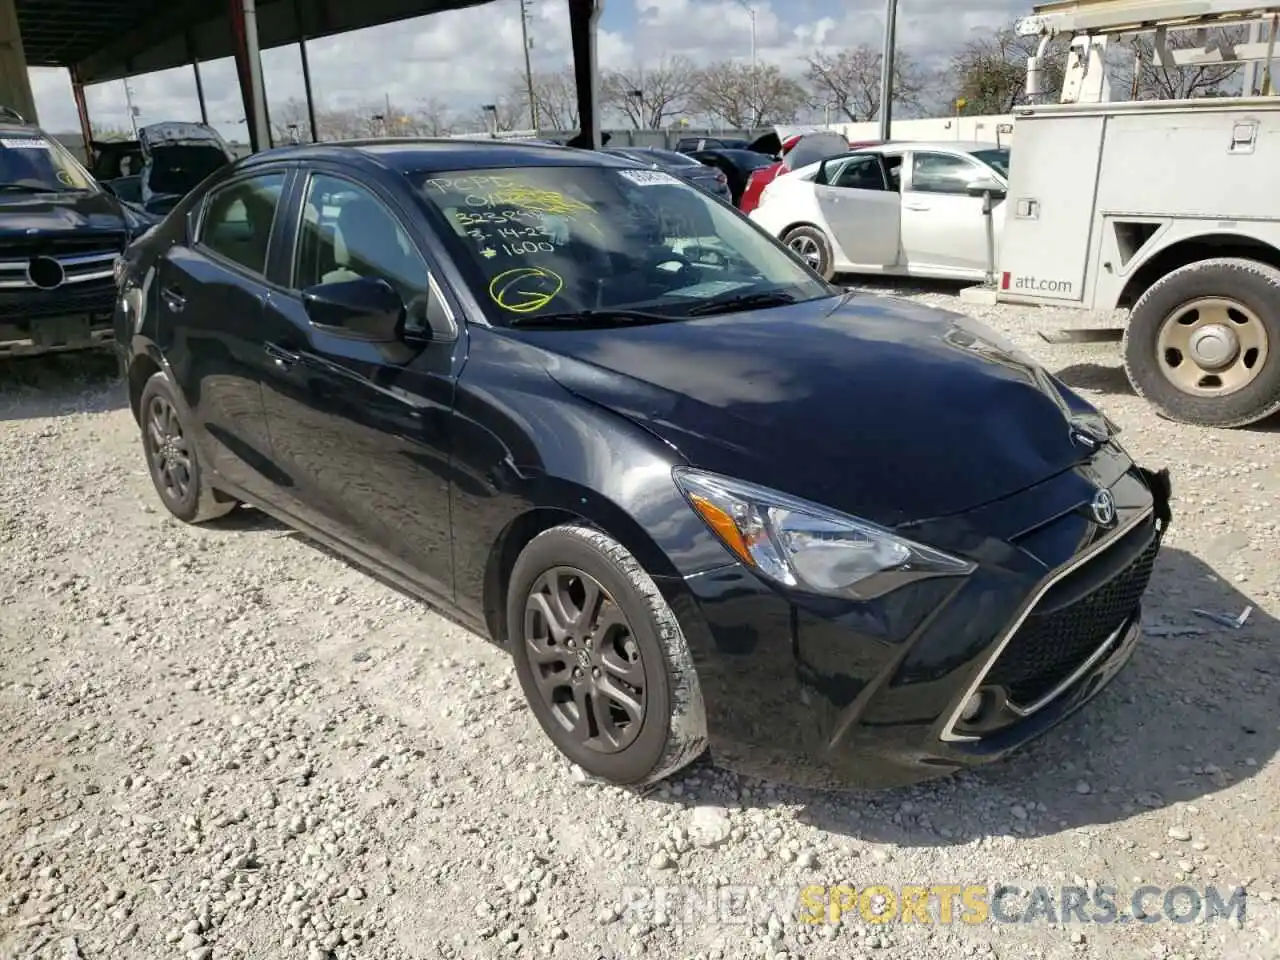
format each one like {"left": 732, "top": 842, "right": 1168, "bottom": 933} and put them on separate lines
{"left": 448, "top": 332, "right": 736, "bottom": 629}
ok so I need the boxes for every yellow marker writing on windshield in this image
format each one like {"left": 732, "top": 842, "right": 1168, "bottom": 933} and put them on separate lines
{"left": 489, "top": 266, "right": 564, "bottom": 313}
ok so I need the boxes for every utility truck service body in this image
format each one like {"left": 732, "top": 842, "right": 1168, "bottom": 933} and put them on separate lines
{"left": 995, "top": 0, "right": 1280, "bottom": 428}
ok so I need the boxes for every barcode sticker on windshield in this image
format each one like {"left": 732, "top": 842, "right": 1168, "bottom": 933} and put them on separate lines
{"left": 0, "top": 138, "right": 50, "bottom": 149}
{"left": 618, "top": 169, "right": 681, "bottom": 186}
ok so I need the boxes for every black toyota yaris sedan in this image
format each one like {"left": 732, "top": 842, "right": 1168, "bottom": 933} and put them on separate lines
{"left": 113, "top": 139, "right": 1172, "bottom": 790}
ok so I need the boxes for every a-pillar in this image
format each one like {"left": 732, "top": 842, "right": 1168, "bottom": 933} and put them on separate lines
{"left": 568, "top": 0, "right": 603, "bottom": 148}
{"left": 228, "top": 0, "right": 270, "bottom": 152}
{"left": 0, "top": 0, "right": 36, "bottom": 125}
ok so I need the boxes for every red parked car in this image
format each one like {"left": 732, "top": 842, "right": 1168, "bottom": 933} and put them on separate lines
{"left": 739, "top": 134, "right": 883, "bottom": 213}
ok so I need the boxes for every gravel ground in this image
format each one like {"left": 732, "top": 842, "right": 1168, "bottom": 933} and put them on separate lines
{"left": 2, "top": 282, "right": 1278, "bottom": 960}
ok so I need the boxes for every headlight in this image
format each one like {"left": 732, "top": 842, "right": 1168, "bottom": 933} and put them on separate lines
{"left": 673, "top": 468, "right": 975, "bottom": 600}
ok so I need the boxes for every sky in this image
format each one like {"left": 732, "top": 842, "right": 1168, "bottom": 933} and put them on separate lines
{"left": 27, "top": 0, "right": 1028, "bottom": 137}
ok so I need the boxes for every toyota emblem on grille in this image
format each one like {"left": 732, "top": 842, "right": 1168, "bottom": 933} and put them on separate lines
{"left": 1090, "top": 488, "right": 1117, "bottom": 527}
{"left": 26, "top": 255, "right": 65, "bottom": 291}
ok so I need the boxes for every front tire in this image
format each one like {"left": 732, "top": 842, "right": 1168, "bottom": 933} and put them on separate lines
{"left": 138, "top": 372, "right": 238, "bottom": 524}
{"left": 507, "top": 524, "right": 707, "bottom": 786}
{"left": 782, "top": 225, "right": 835, "bottom": 281}
{"left": 1123, "top": 258, "right": 1280, "bottom": 427}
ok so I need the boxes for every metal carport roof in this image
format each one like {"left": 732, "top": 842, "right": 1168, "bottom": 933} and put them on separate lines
{"left": 17, "top": 0, "right": 605, "bottom": 156}
{"left": 18, "top": 0, "right": 495, "bottom": 84}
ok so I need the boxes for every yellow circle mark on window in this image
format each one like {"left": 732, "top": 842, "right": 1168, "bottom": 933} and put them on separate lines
{"left": 56, "top": 170, "right": 74, "bottom": 186}
{"left": 489, "top": 266, "right": 564, "bottom": 313}
{"left": 488, "top": 186, "right": 592, "bottom": 217}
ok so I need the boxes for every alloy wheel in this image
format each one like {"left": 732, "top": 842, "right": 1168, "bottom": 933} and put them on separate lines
{"left": 788, "top": 234, "right": 822, "bottom": 270}
{"left": 522, "top": 567, "right": 646, "bottom": 754}
{"left": 146, "top": 394, "right": 193, "bottom": 502}
{"left": 1156, "top": 296, "right": 1269, "bottom": 397}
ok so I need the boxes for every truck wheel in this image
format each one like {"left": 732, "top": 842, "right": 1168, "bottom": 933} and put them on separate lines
{"left": 782, "top": 225, "right": 835, "bottom": 281}
{"left": 1123, "top": 258, "right": 1280, "bottom": 427}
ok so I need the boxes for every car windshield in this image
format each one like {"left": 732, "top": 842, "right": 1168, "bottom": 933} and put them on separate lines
{"left": 415, "top": 164, "right": 834, "bottom": 326}
{"left": 0, "top": 134, "right": 95, "bottom": 192}
{"left": 971, "top": 148, "right": 1010, "bottom": 178}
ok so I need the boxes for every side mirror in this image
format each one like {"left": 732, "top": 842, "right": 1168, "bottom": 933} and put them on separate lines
{"left": 966, "top": 176, "right": 1006, "bottom": 199}
{"left": 302, "top": 277, "right": 404, "bottom": 341}
{"left": 815, "top": 160, "right": 830, "bottom": 186}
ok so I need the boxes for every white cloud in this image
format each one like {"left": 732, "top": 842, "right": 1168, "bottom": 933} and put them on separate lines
{"left": 28, "top": 0, "right": 1026, "bottom": 137}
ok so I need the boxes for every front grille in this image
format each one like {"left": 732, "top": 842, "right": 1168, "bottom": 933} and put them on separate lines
{"left": 986, "top": 531, "right": 1159, "bottom": 707}
{"left": 0, "top": 234, "right": 125, "bottom": 259}
{"left": 0, "top": 281, "right": 117, "bottom": 323}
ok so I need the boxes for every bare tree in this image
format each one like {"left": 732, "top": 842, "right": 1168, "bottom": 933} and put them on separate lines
{"left": 468, "top": 98, "right": 524, "bottom": 135}
{"left": 805, "top": 45, "right": 927, "bottom": 121}
{"left": 690, "top": 62, "right": 808, "bottom": 127}
{"left": 949, "top": 26, "right": 1067, "bottom": 114}
{"left": 1120, "top": 27, "right": 1243, "bottom": 100}
{"left": 409, "top": 96, "right": 456, "bottom": 136}
{"left": 268, "top": 97, "right": 314, "bottom": 143}
{"left": 89, "top": 125, "right": 134, "bottom": 142}
{"left": 506, "top": 68, "right": 580, "bottom": 131}
{"left": 601, "top": 57, "right": 700, "bottom": 128}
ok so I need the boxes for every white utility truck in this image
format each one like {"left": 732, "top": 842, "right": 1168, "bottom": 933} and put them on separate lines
{"left": 995, "top": 0, "right": 1280, "bottom": 428}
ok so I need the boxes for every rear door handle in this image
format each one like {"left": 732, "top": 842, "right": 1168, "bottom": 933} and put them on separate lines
{"left": 160, "top": 286, "right": 186, "bottom": 311}
{"left": 904, "top": 201, "right": 930, "bottom": 211}
{"left": 264, "top": 343, "right": 301, "bottom": 368}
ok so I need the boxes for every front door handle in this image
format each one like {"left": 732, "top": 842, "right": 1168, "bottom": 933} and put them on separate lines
{"left": 264, "top": 343, "right": 301, "bottom": 368}
{"left": 903, "top": 201, "right": 930, "bottom": 212}
{"left": 160, "top": 286, "right": 186, "bottom": 311}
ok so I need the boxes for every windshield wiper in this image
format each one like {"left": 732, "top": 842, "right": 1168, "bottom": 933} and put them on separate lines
{"left": 684, "top": 291, "right": 797, "bottom": 317}
{"left": 0, "top": 183, "right": 56, "bottom": 193}
{"left": 507, "top": 308, "right": 687, "bottom": 330}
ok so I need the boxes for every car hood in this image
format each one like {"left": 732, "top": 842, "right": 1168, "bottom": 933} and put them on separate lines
{"left": 531, "top": 294, "right": 1103, "bottom": 527}
{"left": 0, "top": 190, "right": 126, "bottom": 238}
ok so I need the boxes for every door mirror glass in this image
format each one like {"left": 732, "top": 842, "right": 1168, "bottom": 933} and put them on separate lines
{"left": 965, "top": 176, "right": 1006, "bottom": 199}
{"left": 301, "top": 276, "right": 405, "bottom": 341}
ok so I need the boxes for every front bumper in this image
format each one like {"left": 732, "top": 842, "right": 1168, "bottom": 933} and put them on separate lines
{"left": 656, "top": 448, "right": 1171, "bottom": 790}
{"left": 0, "top": 286, "right": 119, "bottom": 358}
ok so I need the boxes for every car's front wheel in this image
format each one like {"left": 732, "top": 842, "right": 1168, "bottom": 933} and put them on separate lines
{"left": 782, "top": 224, "right": 835, "bottom": 281}
{"left": 138, "top": 372, "right": 238, "bottom": 524}
{"left": 507, "top": 524, "right": 707, "bottom": 786}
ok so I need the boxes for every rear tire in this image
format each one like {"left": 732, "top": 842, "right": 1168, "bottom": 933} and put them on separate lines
{"left": 507, "top": 524, "right": 707, "bottom": 786}
{"left": 138, "top": 372, "right": 239, "bottom": 524}
{"left": 782, "top": 225, "right": 835, "bottom": 281}
{"left": 1123, "top": 257, "right": 1280, "bottom": 427}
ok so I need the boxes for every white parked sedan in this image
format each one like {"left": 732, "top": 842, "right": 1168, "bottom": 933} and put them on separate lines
{"left": 748, "top": 141, "right": 1010, "bottom": 283}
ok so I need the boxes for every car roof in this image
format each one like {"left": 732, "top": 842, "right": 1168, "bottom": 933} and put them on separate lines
{"left": 241, "top": 138, "right": 639, "bottom": 174}
{"left": 861, "top": 140, "right": 1005, "bottom": 155}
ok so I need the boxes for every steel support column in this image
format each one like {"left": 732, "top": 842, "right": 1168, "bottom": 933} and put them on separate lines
{"left": 70, "top": 67, "right": 94, "bottom": 167}
{"left": 187, "top": 32, "right": 209, "bottom": 125}
{"left": 568, "top": 0, "right": 603, "bottom": 148}
{"left": 229, "top": 0, "right": 271, "bottom": 151}
{"left": 292, "top": 0, "right": 319, "bottom": 142}
{"left": 299, "top": 39, "right": 319, "bottom": 141}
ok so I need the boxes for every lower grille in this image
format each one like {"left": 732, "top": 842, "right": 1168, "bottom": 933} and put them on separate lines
{"left": 986, "top": 531, "right": 1159, "bottom": 707}
{"left": 0, "top": 282, "right": 117, "bottom": 323}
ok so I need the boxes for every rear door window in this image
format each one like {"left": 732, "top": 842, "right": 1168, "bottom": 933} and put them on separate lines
{"left": 197, "top": 173, "right": 287, "bottom": 276}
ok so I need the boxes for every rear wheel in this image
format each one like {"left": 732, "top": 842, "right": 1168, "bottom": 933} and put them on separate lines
{"left": 507, "top": 524, "right": 707, "bottom": 786}
{"left": 782, "top": 225, "right": 835, "bottom": 281}
{"left": 1123, "top": 258, "right": 1280, "bottom": 427}
{"left": 138, "top": 372, "right": 238, "bottom": 523}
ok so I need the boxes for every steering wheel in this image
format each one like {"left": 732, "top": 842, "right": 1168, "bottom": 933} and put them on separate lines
{"left": 648, "top": 252, "right": 697, "bottom": 282}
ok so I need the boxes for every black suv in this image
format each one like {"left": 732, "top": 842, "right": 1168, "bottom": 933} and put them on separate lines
{"left": 0, "top": 112, "right": 155, "bottom": 359}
